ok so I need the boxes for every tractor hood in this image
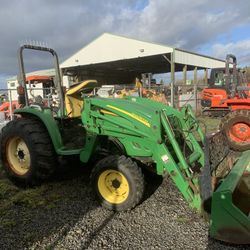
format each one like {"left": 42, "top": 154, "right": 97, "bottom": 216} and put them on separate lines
{"left": 82, "top": 97, "right": 170, "bottom": 138}
{"left": 91, "top": 96, "right": 166, "bottom": 124}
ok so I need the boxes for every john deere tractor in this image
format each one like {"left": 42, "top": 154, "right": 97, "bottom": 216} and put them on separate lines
{"left": 0, "top": 45, "right": 249, "bottom": 244}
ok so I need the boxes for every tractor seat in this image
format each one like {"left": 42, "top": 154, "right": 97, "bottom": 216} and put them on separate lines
{"left": 65, "top": 80, "right": 97, "bottom": 118}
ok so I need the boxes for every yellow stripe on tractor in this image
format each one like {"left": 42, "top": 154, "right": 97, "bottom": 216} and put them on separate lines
{"left": 107, "top": 105, "right": 151, "bottom": 128}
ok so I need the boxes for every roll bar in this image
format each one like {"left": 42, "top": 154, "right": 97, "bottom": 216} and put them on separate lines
{"left": 225, "top": 54, "right": 237, "bottom": 97}
{"left": 17, "top": 45, "right": 64, "bottom": 116}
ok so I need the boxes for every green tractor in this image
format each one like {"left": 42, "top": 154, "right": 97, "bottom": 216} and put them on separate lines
{"left": 0, "top": 45, "right": 249, "bottom": 244}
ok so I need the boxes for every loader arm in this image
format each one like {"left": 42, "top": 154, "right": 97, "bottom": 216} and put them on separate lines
{"left": 81, "top": 97, "right": 207, "bottom": 210}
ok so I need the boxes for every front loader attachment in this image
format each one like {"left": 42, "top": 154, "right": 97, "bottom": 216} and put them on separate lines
{"left": 210, "top": 151, "right": 250, "bottom": 244}
{"left": 82, "top": 97, "right": 250, "bottom": 244}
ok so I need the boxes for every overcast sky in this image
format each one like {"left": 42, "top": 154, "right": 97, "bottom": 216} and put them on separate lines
{"left": 0, "top": 0, "right": 250, "bottom": 88}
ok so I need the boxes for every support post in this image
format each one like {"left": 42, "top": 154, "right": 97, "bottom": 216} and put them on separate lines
{"left": 142, "top": 73, "right": 146, "bottom": 87}
{"left": 193, "top": 67, "right": 198, "bottom": 113}
{"left": 148, "top": 73, "right": 152, "bottom": 89}
{"left": 183, "top": 65, "right": 187, "bottom": 84}
{"left": 204, "top": 68, "right": 208, "bottom": 85}
{"left": 170, "top": 52, "right": 175, "bottom": 107}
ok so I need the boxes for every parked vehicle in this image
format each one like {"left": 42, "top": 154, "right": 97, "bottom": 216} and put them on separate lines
{"left": 1, "top": 45, "right": 249, "bottom": 244}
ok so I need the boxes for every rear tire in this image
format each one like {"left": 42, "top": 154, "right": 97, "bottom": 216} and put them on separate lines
{"left": 91, "top": 155, "right": 145, "bottom": 211}
{"left": 0, "top": 118, "right": 57, "bottom": 185}
{"left": 220, "top": 110, "right": 250, "bottom": 151}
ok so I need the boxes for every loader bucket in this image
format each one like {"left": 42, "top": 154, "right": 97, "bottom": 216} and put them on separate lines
{"left": 210, "top": 150, "right": 250, "bottom": 244}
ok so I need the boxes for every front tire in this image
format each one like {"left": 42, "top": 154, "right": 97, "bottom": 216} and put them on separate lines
{"left": 220, "top": 110, "right": 250, "bottom": 151}
{"left": 0, "top": 118, "right": 57, "bottom": 185}
{"left": 91, "top": 155, "right": 145, "bottom": 211}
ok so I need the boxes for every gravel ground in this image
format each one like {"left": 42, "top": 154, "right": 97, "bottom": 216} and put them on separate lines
{"left": 0, "top": 165, "right": 248, "bottom": 250}
{"left": 0, "top": 117, "right": 248, "bottom": 249}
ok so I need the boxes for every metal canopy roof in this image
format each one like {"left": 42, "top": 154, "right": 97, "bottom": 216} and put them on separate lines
{"left": 62, "top": 54, "right": 197, "bottom": 75}
{"left": 61, "top": 33, "right": 226, "bottom": 77}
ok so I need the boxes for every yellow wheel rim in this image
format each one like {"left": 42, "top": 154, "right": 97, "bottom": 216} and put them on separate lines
{"left": 6, "top": 136, "right": 31, "bottom": 175}
{"left": 98, "top": 170, "right": 129, "bottom": 204}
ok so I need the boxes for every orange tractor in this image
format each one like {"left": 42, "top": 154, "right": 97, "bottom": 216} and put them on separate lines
{"left": 0, "top": 75, "right": 55, "bottom": 119}
{"left": 201, "top": 54, "right": 250, "bottom": 151}
{"left": 0, "top": 101, "right": 20, "bottom": 120}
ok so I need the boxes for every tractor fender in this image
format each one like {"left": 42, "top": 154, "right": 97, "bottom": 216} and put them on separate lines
{"left": 14, "top": 107, "right": 63, "bottom": 153}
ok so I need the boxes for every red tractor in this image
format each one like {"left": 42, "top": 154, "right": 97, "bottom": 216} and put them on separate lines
{"left": 201, "top": 54, "right": 250, "bottom": 151}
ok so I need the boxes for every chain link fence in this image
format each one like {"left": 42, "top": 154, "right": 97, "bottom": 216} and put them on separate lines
{"left": 174, "top": 84, "right": 207, "bottom": 114}
{"left": 0, "top": 87, "right": 60, "bottom": 130}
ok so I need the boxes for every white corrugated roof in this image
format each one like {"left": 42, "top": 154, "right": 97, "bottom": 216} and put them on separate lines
{"left": 61, "top": 33, "right": 226, "bottom": 70}
{"left": 61, "top": 33, "right": 174, "bottom": 68}
{"left": 174, "top": 49, "right": 225, "bottom": 68}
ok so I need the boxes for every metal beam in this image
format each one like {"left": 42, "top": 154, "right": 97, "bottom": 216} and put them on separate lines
{"left": 162, "top": 54, "right": 171, "bottom": 64}
{"left": 183, "top": 65, "right": 187, "bottom": 84}
{"left": 148, "top": 73, "right": 152, "bottom": 89}
{"left": 194, "top": 66, "right": 197, "bottom": 85}
{"left": 193, "top": 67, "right": 198, "bottom": 112}
{"left": 204, "top": 68, "right": 208, "bottom": 85}
{"left": 170, "top": 51, "right": 175, "bottom": 107}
